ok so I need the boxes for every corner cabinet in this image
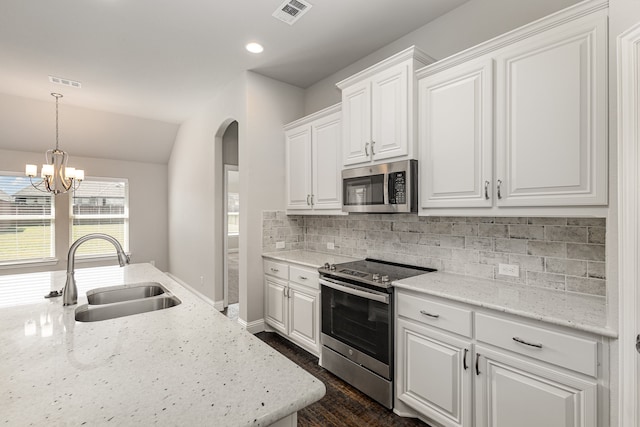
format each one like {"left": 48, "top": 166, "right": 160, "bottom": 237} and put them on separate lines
{"left": 417, "top": 0, "right": 608, "bottom": 214}
{"left": 263, "top": 258, "right": 321, "bottom": 356}
{"left": 395, "top": 289, "right": 608, "bottom": 427}
{"left": 338, "top": 46, "right": 435, "bottom": 167}
{"left": 285, "top": 104, "right": 343, "bottom": 214}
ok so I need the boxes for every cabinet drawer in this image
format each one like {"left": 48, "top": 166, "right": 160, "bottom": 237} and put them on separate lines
{"left": 263, "top": 260, "right": 289, "bottom": 280}
{"left": 475, "top": 313, "right": 598, "bottom": 377}
{"left": 397, "top": 292, "right": 472, "bottom": 338}
{"left": 289, "top": 265, "right": 320, "bottom": 290}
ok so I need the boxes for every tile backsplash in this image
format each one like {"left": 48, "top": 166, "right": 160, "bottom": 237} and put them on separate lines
{"left": 262, "top": 212, "right": 606, "bottom": 297}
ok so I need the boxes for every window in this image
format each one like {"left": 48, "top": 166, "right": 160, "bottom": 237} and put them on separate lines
{"left": 70, "top": 178, "right": 129, "bottom": 258}
{"left": 0, "top": 174, "right": 55, "bottom": 263}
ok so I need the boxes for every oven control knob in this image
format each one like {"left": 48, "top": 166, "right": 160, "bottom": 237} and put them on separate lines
{"left": 330, "top": 264, "right": 336, "bottom": 271}
{"left": 381, "top": 275, "right": 390, "bottom": 283}
{"left": 372, "top": 273, "right": 380, "bottom": 281}
{"left": 323, "top": 262, "right": 330, "bottom": 270}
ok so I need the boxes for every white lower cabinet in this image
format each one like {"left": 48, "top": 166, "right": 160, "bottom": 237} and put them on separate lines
{"left": 263, "top": 259, "right": 321, "bottom": 356}
{"left": 396, "top": 318, "right": 472, "bottom": 427}
{"left": 475, "top": 346, "right": 597, "bottom": 427}
{"left": 395, "top": 290, "right": 607, "bottom": 427}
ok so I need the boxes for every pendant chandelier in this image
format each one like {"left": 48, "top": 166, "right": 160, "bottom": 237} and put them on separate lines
{"left": 25, "top": 93, "right": 84, "bottom": 195}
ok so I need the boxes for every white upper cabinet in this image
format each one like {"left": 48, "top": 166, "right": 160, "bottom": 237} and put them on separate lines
{"left": 285, "top": 104, "right": 343, "bottom": 214}
{"left": 342, "top": 83, "right": 371, "bottom": 166}
{"left": 338, "top": 46, "right": 435, "bottom": 168}
{"left": 419, "top": 58, "right": 494, "bottom": 208}
{"left": 416, "top": 0, "right": 608, "bottom": 215}
{"left": 311, "top": 110, "right": 342, "bottom": 210}
{"left": 495, "top": 11, "right": 608, "bottom": 207}
{"left": 285, "top": 125, "right": 312, "bottom": 211}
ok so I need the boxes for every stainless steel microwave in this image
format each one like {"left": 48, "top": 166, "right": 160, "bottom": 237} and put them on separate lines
{"left": 342, "top": 160, "right": 417, "bottom": 213}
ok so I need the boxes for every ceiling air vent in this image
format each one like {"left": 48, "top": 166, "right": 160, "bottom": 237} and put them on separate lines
{"left": 48, "top": 75, "right": 82, "bottom": 89}
{"left": 273, "top": 0, "right": 312, "bottom": 25}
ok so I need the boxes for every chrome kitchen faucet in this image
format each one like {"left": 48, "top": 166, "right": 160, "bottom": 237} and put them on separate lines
{"left": 63, "top": 233, "right": 130, "bottom": 306}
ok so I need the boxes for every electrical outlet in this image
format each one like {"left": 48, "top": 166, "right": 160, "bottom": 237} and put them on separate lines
{"left": 498, "top": 263, "right": 520, "bottom": 277}
{"left": 327, "top": 242, "right": 335, "bottom": 250}
{"left": 276, "top": 241, "right": 285, "bottom": 249}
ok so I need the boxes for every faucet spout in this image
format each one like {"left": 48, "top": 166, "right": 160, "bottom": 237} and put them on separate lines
{"left": 63, "top": 233, "right": 130, "bottom": 306}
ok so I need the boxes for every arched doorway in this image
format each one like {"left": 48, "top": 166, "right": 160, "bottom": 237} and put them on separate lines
{"left": 217, "top": 120, "right": 239, "bottom": 321}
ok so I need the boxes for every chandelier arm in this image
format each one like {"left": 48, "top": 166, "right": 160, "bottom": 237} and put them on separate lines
{"left": 28, "top": 177, "right": 48, "bottom": 193}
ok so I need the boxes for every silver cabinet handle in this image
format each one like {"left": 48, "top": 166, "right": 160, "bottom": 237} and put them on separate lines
{"left": 310, "top": 194, "right": 314, "bottom": 205}
{"left": 365, "top": 142, "right": 369, "bottom": 156}
{"left": 497, "top": 180, "right": 503, "bottom": 199}
{"left": 463, "top": 348, "right": 469, "bottom": 370}
{"left": 513, "top": 337, "right": 543, "bottom": 349}
{"left": 475, "top": 352, "right": 481, "bottom": 375}
{"left": 484, "top": 181, "right": 490, "bottom": 200}
{"left": 371, "top": 141, "right": 376, "bottom": 155}
{"left": 299, "top": 276, "right": 307, "bottom": 280}
{"left": 420, "top": 310, "right": 440, "bottom": 319}
{"left": 270, "top": 267, "right": 279, "bottom": 272}
{"left": 306, "top": 194, "right": 310, "bottom": 205}
{"left": 636, "top": 334, "right": 640, "bottom": 354}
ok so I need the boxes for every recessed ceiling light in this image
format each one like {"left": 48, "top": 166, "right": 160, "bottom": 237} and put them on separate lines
{"left": 245, "top": 42, "right": 264, "bottom": 54}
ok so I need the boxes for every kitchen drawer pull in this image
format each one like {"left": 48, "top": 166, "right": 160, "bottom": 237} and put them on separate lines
{"left": 270, "top": 268, "right": 279, "bottom": 272}
{"left": 475, "top": 352, "right": 481, "bottom": 375}
{"left": 463, "top": 348, "right": 468, "bottom": 370}
{"left": 513, "top": 337, "right": 543, "bottom": 349}
{"left": 299, "top": 276, "right": 308, "bottom": 280}
{"left": 419, "top": 310, "right": 440, "bottom": 319}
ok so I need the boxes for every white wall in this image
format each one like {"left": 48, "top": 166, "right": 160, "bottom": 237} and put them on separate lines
{"left": 304, "top": 0, "right": 580, "bottom": 114}
{"left": 0, "top": 148, "right": 169, "bottom": 274}
{"left": 607, "top": 1, "right": 640, "bottom": 426}
{"left": 167, "top": 72, "right": 304, "bottom": 325}
{"left": 240, "top": 72, "right": 305, "bottom": 324}
{"left": 168, "top": 74, "right": 246, "bottom": 306}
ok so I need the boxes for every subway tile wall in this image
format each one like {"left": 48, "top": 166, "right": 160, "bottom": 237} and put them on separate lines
{"left": 262, "top": 211, "right": 305, "bottom": 252}
{"left": 263, "top": 212, "right": 606, "bottom": 297}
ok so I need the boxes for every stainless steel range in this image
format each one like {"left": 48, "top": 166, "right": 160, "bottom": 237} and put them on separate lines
{"left": 318, "top": 258, "right": 436, "bottom": 409}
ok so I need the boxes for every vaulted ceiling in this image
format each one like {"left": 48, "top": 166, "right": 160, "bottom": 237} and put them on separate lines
{"left": 0, "top": 0, "right": 469, "bottom": 124}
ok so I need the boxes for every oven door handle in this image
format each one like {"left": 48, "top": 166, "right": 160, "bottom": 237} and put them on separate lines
{"left": 320, "top": 278, "right": 390, "bottom": 304}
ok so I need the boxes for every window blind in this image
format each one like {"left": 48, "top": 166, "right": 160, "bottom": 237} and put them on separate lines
{"left": 0, "top": 175, "right": 55, "bottom": 263}
{"left": 70, "top": 178, "right": 129, "bottom": 257}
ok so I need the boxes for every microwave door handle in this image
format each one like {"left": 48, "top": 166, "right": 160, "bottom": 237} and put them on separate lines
{"left": 384, "top": 173, "right": 390, "bottom": 205}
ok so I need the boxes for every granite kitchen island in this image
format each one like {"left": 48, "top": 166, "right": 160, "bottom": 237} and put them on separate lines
{"left": 0, "top": 263, "right": 325, "bottom": 426}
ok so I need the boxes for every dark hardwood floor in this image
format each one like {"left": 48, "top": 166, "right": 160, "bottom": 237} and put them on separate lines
{"left": 255, "top": 332, "right": 431, "bottom": 427}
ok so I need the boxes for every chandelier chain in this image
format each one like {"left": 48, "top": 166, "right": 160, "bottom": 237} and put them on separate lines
{"left": 53, "top": 93, "right": 62, "bottom": 151}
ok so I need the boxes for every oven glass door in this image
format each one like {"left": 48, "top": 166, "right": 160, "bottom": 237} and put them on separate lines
{"left": 321, "top": 284, "right": 391, "bottom": 365}
{"left": 343, "top": 174, "right": 385, "bottom": 206}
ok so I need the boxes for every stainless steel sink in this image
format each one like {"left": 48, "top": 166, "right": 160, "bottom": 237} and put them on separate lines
{"left": 75, "top": 296, "right": 181, "bottom": 322}
{"left": 87, "top": 282, "right": 166, "bottom": 305}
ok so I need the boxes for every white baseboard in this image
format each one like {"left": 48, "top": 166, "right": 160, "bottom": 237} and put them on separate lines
{"left": 238, "top": 318, "right": 265, "bottom": 334}
{"left": 165, "top": 272, "right": 221, "bottom": 310}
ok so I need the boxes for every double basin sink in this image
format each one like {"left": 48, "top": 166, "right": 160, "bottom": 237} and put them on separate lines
{"left": 75, "top": 282, "right": 181, "bottom": 322}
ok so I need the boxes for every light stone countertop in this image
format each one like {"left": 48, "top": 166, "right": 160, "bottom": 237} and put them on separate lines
{"left": 0, "top": 263, "right": 325, "bottom": 426}
{"left": 394, "top": 271, "right": 616, "bottom": 338}
{"left": 262, "top": 250, "right": 360, "bottom": 269}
